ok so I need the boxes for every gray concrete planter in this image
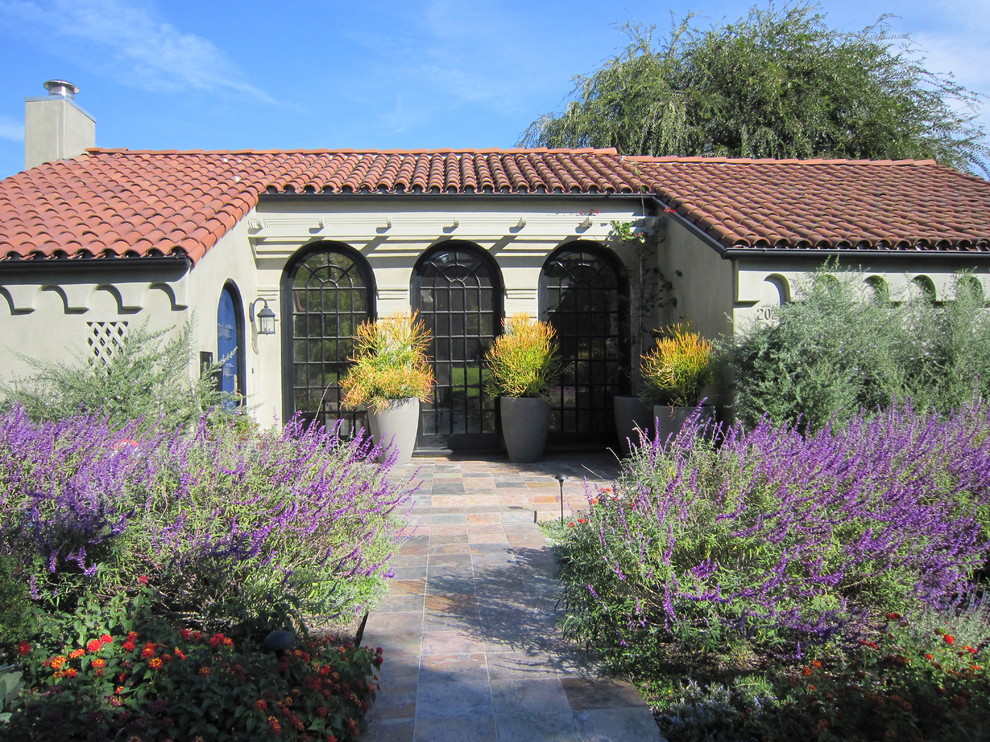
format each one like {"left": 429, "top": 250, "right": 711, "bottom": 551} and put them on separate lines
{"left": 368, "top": 397, "right": 420, "bottom": 464}
{"left": 654, "top": 404, "right": 716, "bottom": 446}
{"left": 500, "top": 397, "right": 550, "bottom": 463}
{"left": 613, "top": 395, "right": 652, "bottom": 456}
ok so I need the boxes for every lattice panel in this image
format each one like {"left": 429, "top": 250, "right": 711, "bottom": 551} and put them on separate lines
{"left": 87, "top": 322, "right": 128, "bottom": 367}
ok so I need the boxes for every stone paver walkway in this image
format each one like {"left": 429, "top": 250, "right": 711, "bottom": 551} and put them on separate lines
{"left": 362, "top": 453, "right": 664, "bottom": 742}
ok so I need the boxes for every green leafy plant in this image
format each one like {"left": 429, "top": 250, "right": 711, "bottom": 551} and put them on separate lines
{"left": 731, "top": 268, "right": 990, "bottom": 430}
{"left": 6, "top": 581, "right": 381, "bottom": 741}
{"left": 639, "top": 324, "right": 715, "bottom": 406}
{"left": 1, "top": 322, "right": 232, "bottom": 433}
{"left": 340, "top": 312, "right": 435, "bottom": 412}
{"left": 484, "top": 313, "right": 561, "bottom": 399}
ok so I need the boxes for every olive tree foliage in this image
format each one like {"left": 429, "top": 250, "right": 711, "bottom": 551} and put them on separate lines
{"left": 521, "top": 4, "right": 989, "bottom": 174}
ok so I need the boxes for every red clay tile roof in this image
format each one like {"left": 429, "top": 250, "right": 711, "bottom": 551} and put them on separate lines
{"left": 1, "top": 148, "right": 989, "bottom": 264}
{"left": 634, "top": 157, "right": 990, "bottom": 252}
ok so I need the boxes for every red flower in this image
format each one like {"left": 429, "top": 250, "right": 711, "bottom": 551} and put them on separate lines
{"left": 126, "top": 631, "right": 138, "bottom": 642}
{"left": 141, "top": 642, "right": 157, "bottom": 658}
{"left": 945, "top": 634, "right": 956, "bottom": 645}
{"left": 69, "top": 649, "right": 85, "bottom": 659}
{"left": 63, "top": 668, "right": 78, "bottom": 678}
{"left": 267, "top": 716, "right": 282, "bottom": 734}
{"left": 925, "top": 653, "right": 935, "bottom": 661}
{"left": 857, "top": 640, "right": 879, "bottom": 650}
{"left": 86, "top": 639, "right": 102, "bottom": 652}
{"left": 92, "top": 659, "right": 106, "bottom": 669}
{"left": 577, "top": 518, "right": 587, "bottom": 523}
{"left": 568, "top": 522, "right": 575, "bottom": 527}
{"left": 17, "top": 642, "right": 30, "bottom": 655}
{"left": 147, "top": 657, "right": 163, "bottom": 670}
{"left": 180, "top": 628, "right": 192, "bottom": 641}
{"left": 255, "top": 699, "right": 268, "bottom": 711}
{"left": 100, "top": 634, "right": 113, "bottom": 644}
{"left": 122, "top": 641, "right": 136, "bottom": 652}
{"left": 885, "top": 613, "right": 902, "bottom": 620}
{"left": 964, "top": 645, "right": 978, "bottom": 655}
{"left": 137, "top": 575, "right": 149, "bottom": 585}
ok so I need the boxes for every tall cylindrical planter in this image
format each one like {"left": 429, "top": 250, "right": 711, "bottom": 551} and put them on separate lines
{"left": 368, "top": 397, "right": 420, "bottom": 465}
{"left": 654, "top": 404, "right": 715, "bottom": 446}
{"left": 500, "top": 397, "right": 550, "bottom": 463}
{"left": 613, "top": 395, "right": 653, "bottom": 456}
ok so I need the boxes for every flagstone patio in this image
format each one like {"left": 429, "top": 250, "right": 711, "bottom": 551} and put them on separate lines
{"left": 362, "top": 453, "right": 665, "bottom": 742}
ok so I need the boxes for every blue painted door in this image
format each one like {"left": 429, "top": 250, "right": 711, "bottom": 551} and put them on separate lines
{"left": 217, "top": 287, "right": 241, "bottom": 407}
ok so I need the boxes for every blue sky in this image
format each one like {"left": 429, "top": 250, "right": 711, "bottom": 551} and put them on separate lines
{"left": 0, "top": 0, "right": 988, "bottom": 179}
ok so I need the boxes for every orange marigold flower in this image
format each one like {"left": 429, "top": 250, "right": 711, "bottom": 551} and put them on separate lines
{"left": 801, "top": 666, "right": 813, "bottom": 676}
{"left": 92, "top": 659, "right": 106, "bottom": 669}
{"left": 925, "top": 653, "right": 935, "bottom": 661}
{"left": 965, "top": 645, "right": 978, "bottom": 655}
{"left": 69, "top": 649, "right": 85, "bottom": 659}
{"left": 590, "top": 498, "right": 599, "bottom": 505}
{"left": 50, "top": 656, "right": 66, "bottom": 670}
{"left": 63, "top": 668, "right": 78, "bottom": 678}
{"left": 601, "top": 487, "right": 612, "bottom": 493}
{"left": 115, "top": 686, "right": 125, "bottom": 695}
{"left": 148, "top": 657, "right": 163, "bottom": 670}
{"left": 972, "top": 664, "right": 982, "bottom": 672}
{"left": 223, "top": 637, "right": 234, "bottom": 646}
{"left": 811, "top": 660, "right": 822, "bottom": 668}
{"left": 174, "top": 649, "right": 187, "bottom": 661}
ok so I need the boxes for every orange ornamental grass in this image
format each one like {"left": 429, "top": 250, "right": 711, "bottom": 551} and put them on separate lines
{"left": 340, "top": 312, "right": 435, "bottom": 412}
{"left": 484, "top": 313, "right": 561, "bottom": 399}
{"left": 640, "top": 323, "right": 716, "bottom": 407}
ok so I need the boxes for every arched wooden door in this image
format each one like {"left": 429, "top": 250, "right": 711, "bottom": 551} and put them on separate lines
{"left": 282, "top": 243, "right": 375, "bottom": 433}
{"left": 541, "top": 242, "right": 630, "bottom": 444}
{"left": 413, "top": 242, "right": 503, "bottom": 451}
{"left": 217, "top": 283, "right": 244, "bottom": 408}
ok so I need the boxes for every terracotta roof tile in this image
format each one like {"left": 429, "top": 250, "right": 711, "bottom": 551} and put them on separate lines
{"left": 2, "top": 148, "right": 990, "bottom": 264}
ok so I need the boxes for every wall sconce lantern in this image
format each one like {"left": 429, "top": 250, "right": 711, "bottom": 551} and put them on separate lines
{"left": 250, "top": 298, "right": 276, "bottom": 335}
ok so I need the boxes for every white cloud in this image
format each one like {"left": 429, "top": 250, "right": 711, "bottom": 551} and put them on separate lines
{"left": 0, "top": 0, "right": 274, "bottom": 102}
{"left": 0, "top": 114, "right": 23, "bottom": 142}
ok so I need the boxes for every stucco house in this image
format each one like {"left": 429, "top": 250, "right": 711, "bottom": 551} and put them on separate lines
{"left": 3, "top": 82, "right": 990, "bottom": 453}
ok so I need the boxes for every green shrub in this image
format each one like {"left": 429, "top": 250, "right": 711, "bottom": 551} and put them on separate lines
{"left": 0, "top": 556, "right": 36, "bottom": 663}
{"left": 2, "top": 323, "right": 232, "bottom": 432}
{"left": 731, "top": 268, "right": 990, "bottom": 430}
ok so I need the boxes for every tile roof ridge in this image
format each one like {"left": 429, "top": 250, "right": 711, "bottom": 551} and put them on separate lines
{"left": 624, "top": 153, "right": 941, "bottom": 166}
{"left": 83, "top": 146, "right": 621, "bottom": 156}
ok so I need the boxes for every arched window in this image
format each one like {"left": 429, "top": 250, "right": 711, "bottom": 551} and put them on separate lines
{"left": 281, "top": 242, "right": 375, "bottom": 432}
{"left": 910, "top": 275, "right": 937, "bottom": 304}
{"left": 540, "top": 242, "right": 629, "bottom": 444}
{"left": 761, "top": 275, "right": 790, "bottom": 305}
{"left": 413, "top": 242, "right": 503, "bottom": 451}
{"left": 865, "top": 276, "right": 890, "bottom": 303}
{"left": 217, "top": 282, "right": 245, "bottom": 408}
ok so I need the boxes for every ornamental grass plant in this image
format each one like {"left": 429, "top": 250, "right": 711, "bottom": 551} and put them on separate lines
{"left": 340, "top": 312, "right": 434, "bottom": 412}
{"left": 484, "top": 313, "right": 561, "bottom": 399}
{"left": 640, "top": 324, "right": 716, "bottom": 407}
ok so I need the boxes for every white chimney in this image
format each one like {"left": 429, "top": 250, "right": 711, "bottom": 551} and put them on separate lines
{"left": 24, "top": 79, "right": 95, "bottom": 170}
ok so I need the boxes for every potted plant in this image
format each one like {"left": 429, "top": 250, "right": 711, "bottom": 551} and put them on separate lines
{"left": 485, "top": 313, "right": 561, "bottom": 463}
{"left": 340, "top": 312, "right": 434, "bottom": 464}
{"left": 640, "top": 323, "right": 717, "bottom": 443}
{"left": 608, "top": 219, "right": 678, "bottom": 454}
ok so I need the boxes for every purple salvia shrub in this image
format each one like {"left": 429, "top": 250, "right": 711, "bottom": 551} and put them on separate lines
{"left": 558, "top": 403, "right": 990, "bottom": 668}
{"left": 0, "top": 407, "right": 412, "bottom": 631}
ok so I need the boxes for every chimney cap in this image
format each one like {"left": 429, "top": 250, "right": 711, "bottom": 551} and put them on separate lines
{"left": 43, "top": 80, "right": 78, "bottom": 98}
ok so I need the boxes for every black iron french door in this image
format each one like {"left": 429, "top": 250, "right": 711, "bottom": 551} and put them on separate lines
{"left": 282, "top": 243, "right": 374, "bottom": 434}
{"left": 413, "top": 243, "right": 502, "bottom": 451}
{"left": 541, "top": 243, "right": 629, "bottom": 444}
